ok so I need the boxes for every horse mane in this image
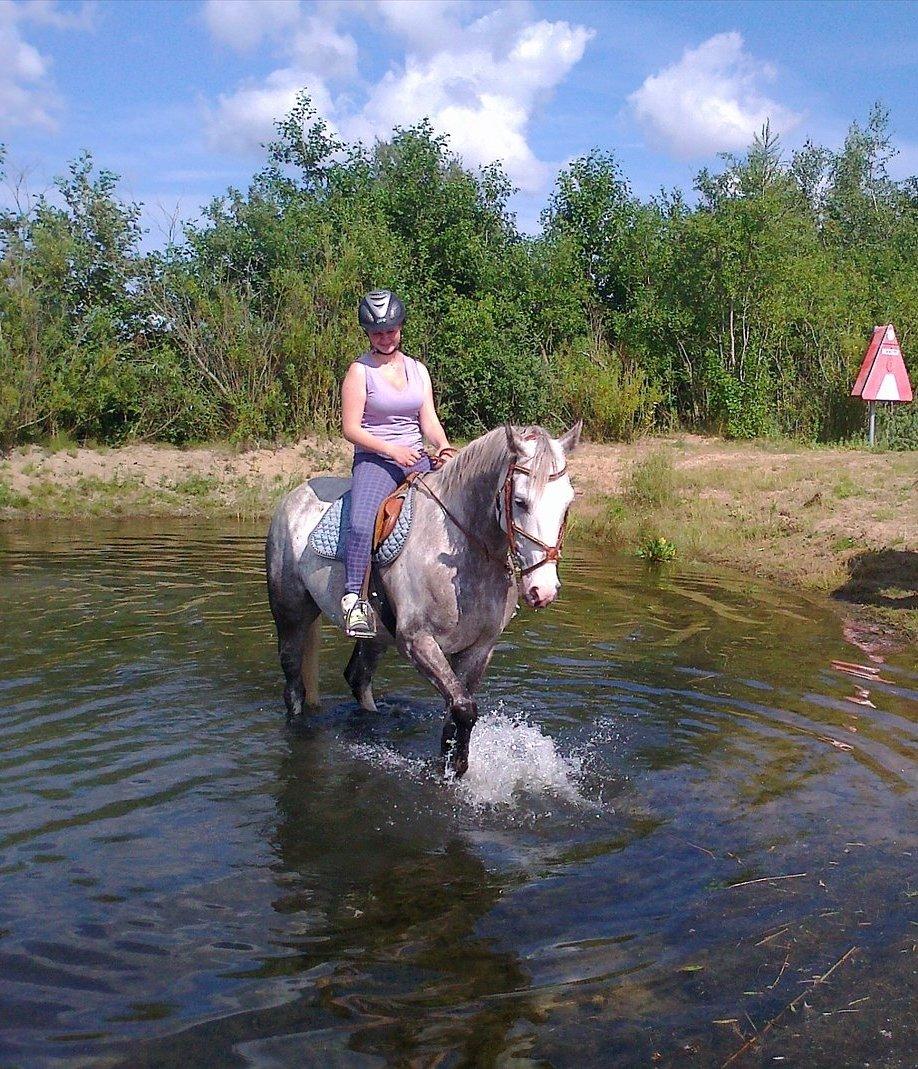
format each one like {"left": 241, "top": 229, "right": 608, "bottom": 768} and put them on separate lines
{"left": 433, "top": 425, "right": 559, "bottom": 496}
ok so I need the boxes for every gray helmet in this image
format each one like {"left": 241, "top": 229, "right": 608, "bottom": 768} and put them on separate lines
{"left": 358, "top": 290, "right": 405, "bottom": 332}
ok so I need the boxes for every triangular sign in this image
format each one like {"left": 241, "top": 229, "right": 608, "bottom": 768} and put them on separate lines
{"left": 852, "top": 324, "right": 913, "bottom": 403}
{"left": 851, "top": 326, "right": 884, "bottom": 397}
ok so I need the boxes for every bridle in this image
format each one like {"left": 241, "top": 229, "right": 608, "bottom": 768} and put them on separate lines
{"left": 413, "top": 451, "right": 570, "bottom": 581}
{"left": 499, "top": 459, "right": 570, "bottom": 577}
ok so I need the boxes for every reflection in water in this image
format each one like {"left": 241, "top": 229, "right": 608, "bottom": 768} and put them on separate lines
{"left": 0, "top": 519, "right": 914, "bottom": 1067}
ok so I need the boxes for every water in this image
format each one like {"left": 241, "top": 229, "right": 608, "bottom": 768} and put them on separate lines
{"left": 0, "top": 520, "right": 914, "bottom": 1067}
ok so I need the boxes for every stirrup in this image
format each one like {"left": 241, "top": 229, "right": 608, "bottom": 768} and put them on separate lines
{"left": 345, "top": 598, "right": 377, "bottom": 639}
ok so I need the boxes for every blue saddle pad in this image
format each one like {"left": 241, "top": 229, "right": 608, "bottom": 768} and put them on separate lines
{"left": 308, "top": 486, "right": 415, "bottom": 566}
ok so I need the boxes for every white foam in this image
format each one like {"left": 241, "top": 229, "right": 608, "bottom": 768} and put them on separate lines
{"left": 458, "top": 710, "right": 584, "bottom": 807}
{"left": 346, "top": 708, "right": 588, "bottom": 810}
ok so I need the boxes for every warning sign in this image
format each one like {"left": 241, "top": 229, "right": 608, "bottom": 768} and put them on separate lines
{"left": 851, "top": 325, "right": 912, "bottom": 403}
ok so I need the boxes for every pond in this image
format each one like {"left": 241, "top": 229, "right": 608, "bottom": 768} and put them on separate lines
{"left": 0, "top": 520, "right": 914, "bottom": 1067}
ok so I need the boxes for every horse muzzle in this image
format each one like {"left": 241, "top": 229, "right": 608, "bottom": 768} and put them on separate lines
{"left": 522, "top": 574, "right": 559, "bottom": 608}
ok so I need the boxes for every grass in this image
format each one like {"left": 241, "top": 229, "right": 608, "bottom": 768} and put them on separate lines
{"left": 832, "top": 475, "right": 859, "bottom": 499}
{"left": 0, "top": 480, "right": 30, "bottom": 509}
{"left": 169, "top": 473, "right": 219, "bottom": 497}
{"left": 570, "top": 443, "right": 916, "bottom": 641}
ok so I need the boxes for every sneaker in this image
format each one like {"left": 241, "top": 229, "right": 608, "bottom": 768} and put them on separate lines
{"left": 345, "top": 598, "right": 377, "bottom": 639}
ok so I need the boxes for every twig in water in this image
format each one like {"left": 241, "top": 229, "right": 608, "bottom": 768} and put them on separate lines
{"left": 754, "top": 926, "right": 791, "bottom": 947}
{"left": 767, "top": 955, "right": 790, "bottom": 990}
{"left": 687, "top": 840, "right": 717, "bottom": 858}
{"left": 721, "top": 946, "right": 859, "bottom": 1068}
{"left": 831, "top": 659, "right": 879, "bottom": 676}
{"left": 728, "top": 873, "right": 807, "bottom": 890}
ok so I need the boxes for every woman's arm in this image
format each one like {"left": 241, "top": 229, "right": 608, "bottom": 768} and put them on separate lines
{"left": 418, "top": 364, "right": 451, "bottom": 454}
{"left": 342, "top": 363, "right": 413, "bottom": 459}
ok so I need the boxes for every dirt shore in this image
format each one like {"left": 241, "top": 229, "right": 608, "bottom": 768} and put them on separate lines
{"left": 2, "top": 435, "right": 915, "bottom": 640}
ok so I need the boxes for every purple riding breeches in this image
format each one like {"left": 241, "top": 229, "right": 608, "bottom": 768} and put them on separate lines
{"left": 344, "top": 451, "right": 433, "bottom": 594}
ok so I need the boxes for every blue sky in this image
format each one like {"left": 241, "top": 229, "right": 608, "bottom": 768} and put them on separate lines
{"left": 2, "top": 0, "right": 917, "bottom": 245}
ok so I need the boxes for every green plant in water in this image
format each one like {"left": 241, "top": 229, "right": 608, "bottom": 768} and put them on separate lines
{"left": 637, "top": 536, "right": 678, "bottom": 563}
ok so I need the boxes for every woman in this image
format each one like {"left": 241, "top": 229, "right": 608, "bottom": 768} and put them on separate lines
{"left": 340, "top": 289, "right": 454, "bottom": 638}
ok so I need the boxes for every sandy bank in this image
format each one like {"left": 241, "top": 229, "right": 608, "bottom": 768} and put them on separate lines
{"left": 2, "top": 435, "right": 915, "bottom": 640}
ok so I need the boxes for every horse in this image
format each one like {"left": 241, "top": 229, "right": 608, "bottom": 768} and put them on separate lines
{"left": 265, "top": 422, "right": 581, "bottom": 776}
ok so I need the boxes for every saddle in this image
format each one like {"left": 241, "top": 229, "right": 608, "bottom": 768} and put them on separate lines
{"left": 308, "top": 475, "right": 418, "bottom": 565}
{"left": 372, "top": 472, "right": 419, "bottom": 553}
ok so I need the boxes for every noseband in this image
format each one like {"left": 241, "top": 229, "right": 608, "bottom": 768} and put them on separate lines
{"left": 500, "top": 461, "right": 569, "bottom": 577}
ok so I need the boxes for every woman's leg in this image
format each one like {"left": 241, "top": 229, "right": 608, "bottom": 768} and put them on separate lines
{"left": 345, "top": 454, "right": 403, "bottom": 595}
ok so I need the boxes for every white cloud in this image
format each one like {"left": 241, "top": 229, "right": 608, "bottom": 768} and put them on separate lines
{"left": 206, "top": 67, "right": 335, "bottom": 155}
{"left": 19, "top": 0, "right": 97, "bottom": 31}
{"left": 0, "top": 0, "right": 57, "bottom": 131}
{"left": 202, "top": 0, "right": 301, "bottom": 52}
{"left": 0, "top": 1, "right": 97, "bottom": 133}
{"left": 628, "top": 31, "right": 802, "bottom": 159}
{"left": 202, "top": 1, "right": 593, "bottom": 193}
{"left": 374, "top": 0, "right": 472, "bottom": 55}
{"left": 203, "top": 1, "right": 356, "bottom": 153}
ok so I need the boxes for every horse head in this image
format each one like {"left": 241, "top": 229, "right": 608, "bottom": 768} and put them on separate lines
{"left": 502, "top": 422, "right": 581, "bottom": 609}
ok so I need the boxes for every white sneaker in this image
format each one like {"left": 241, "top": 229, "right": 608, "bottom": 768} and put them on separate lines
{"left": 341, "top": 594, "right": 377, "bottom": 638}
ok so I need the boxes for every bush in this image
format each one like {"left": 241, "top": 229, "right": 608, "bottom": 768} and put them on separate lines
{"left": 876, "top": 402, "right": 918, "bottom": 450}
{"left": 627, "top": 451, "right": 677, "bottom": 508}
{"left": 551, "top": 332, "right": 661, "bottom": 440}
{"left": 428, "top": 295, "right": 544, "bottom": 433}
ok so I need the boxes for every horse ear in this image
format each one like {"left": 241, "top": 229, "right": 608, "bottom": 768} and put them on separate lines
{"left": 557, "top": 420, "right": 582, "bottom": 455}
{"left": 504, "top": 423, "right": 524, "bottom": 457}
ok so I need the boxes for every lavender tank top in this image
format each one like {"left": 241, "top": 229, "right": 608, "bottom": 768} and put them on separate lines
{"left": 355, "top": 352, "right": 425, "bottom": 456}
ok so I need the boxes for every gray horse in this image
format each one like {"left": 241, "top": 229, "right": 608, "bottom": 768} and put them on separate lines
{"left": 265, "top": 422, "right": 581, "bottom": 776}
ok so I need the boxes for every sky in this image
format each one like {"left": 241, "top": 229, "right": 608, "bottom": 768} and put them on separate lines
{"left": 2, "top": 0, "right": 917, "bottom": 245}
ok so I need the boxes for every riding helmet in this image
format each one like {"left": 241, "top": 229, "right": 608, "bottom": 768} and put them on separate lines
{"left": 358, "top": 290, "right": 405, "bottom": 332}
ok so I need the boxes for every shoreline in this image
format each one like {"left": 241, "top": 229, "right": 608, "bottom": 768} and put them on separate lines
{"left": 2, "top": 435, "right": 915, "bottom": 643}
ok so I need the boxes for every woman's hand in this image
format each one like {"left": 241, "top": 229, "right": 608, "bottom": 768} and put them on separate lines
{"left": 388, "top": 444, "right": 421, "bottom": 468}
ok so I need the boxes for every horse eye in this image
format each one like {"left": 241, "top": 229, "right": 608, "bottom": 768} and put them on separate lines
{"left": 514, "top": 497, "right": 528, "bottom": 511}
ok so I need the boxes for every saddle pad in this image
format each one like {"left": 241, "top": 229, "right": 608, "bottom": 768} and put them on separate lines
{"left": 309, "top": 486, "right": 415, "bottom": 565}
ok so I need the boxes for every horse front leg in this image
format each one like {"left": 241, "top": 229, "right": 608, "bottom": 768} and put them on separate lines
{"left": 398, "top": 631, "right": 478, "bottom": 778}
{"left": 450, "top": 643, "right": 495, "bottom": 696}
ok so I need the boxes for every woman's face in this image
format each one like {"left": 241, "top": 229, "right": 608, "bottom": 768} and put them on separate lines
{"left": 368, "top": 327, "right": 401, "bottom": 355}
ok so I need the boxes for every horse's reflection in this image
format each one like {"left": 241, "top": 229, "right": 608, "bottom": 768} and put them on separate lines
{"left": 263, "top": 732, "right": 533, "bottom": 1065}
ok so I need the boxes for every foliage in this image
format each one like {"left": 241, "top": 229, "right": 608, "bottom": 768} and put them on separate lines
{"left": 550, "top": 329, "right": 662, "bottom": 440}
{"left": 1, "top": 98, "right": 916, "bottom": 449}
{"left": 876, "top": 402, "right": 918, "bottom": 451}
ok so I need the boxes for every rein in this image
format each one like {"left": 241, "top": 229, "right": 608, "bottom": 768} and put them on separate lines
{"left": 413, "top": 476, "right": 502, "bottom": 565}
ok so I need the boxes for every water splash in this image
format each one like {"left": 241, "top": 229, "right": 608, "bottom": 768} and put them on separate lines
{"left": 458, "top": 710, "right": 584, "bottom": 807}
{"left": 346, "top": 708, "right": 586, "bottom": 810}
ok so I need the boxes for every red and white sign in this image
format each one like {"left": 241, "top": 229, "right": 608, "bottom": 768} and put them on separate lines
{"left": 851, "top": 324, "right": 912, "bottom": 403}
